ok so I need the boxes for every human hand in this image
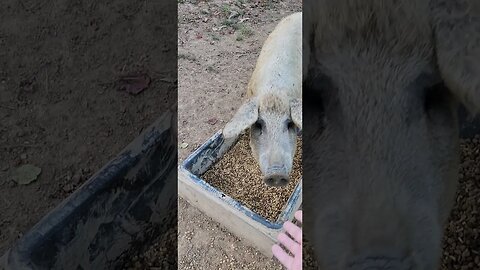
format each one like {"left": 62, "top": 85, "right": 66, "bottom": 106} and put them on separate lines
{"left": 272, "top": 210, "right": 302, "bottom": 270}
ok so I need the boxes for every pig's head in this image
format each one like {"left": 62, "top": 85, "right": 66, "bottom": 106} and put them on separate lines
{"left": 223, "top": 93, "right": 302, "bottom": 186}
{"left": 303, "top": 0, "right": 480, "bottom": 269}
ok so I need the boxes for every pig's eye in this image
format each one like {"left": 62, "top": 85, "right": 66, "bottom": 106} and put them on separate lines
{"left": 424, "top": 81, "right": 449, "bottom": 113}
{"left": 253, "top": 120, "right": 263, "bottom": 131}
{"left": 414, "top": 72, "right": 447, "bottom": 114}
{"left": 287, "top": 120, "right": 296, "bottom": 130}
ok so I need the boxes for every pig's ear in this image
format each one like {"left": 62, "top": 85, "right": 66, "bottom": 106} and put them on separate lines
{"left": 431, "top": 0, "right": 480, "bottom": 114}
{"left": 223, "top": 97, "right": 259, "bottom": 139}
{"left": 290, "top": 98, "right": 302, "bottom": 130}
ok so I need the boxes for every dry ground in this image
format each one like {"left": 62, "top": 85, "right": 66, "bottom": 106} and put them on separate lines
{"left": 178, "top": 0, "right": 301, "bottom": 269}
{"left": 0, "top": 0, "right": 176, "bottom": 256}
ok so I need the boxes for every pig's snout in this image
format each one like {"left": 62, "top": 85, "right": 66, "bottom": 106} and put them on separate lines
{"left": 264, "top": 174, "right": 289, "bottom": 186}
{"left": 349, "top": 256, "right": 413, "bottom": 270}
{"left": 263, "top": 165, "right": 289, "bottom": 186}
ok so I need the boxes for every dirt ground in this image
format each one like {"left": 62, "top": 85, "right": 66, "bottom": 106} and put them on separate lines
{"left": 0, "top": 0, "right": 176, "bottom": 255}
{"left": 178, "top": 0, "right": 301, "bottom": 269}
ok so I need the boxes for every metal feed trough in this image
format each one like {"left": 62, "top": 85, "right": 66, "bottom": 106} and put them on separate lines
{"left": 178, "top": 131, "right": 302, "bottom": 257}
{"left": 1, "top": 110, "right": 177, "bottom": 270}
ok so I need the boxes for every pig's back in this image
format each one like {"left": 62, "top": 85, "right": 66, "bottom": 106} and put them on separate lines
{"left": 247, "top": 12, "right": 302, "bottom": 99}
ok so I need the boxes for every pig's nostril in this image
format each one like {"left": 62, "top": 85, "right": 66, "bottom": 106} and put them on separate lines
{"left": 278, "top": 178, "right": 289, "bottom": 186}
{"left": 264, "top": 178, "right": 275, "bottom": 186}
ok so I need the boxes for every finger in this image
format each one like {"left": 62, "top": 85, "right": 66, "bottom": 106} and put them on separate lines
{"left": 277, "top": 232, "right": 301, "bottom": 255}
{"left": 294, "top": 210, "right": 302, "bottom": 223}
{"left": 284, "top": 221, "right": 302, "bottom": 244}
{"left": 272, "top": 244, "right": 294, "bottom": 269}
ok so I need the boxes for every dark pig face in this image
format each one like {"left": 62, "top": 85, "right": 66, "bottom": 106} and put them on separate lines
{"left": 303, "top": 0, "right": 480, "bottom": 269}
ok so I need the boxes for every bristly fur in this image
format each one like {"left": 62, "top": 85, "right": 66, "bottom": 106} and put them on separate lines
{"left": 303, "top": 0, "right": 479, "bottom": 269}
{"left": 259, "top": 93, "right": 290, "bottom": 114}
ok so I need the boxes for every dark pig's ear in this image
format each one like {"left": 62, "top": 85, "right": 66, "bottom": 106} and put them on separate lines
{"left": 223, "top": 97, "right": 259, "bottom": 139}
{"left": 431, "top": 0, "right": 480, "bottom": 114}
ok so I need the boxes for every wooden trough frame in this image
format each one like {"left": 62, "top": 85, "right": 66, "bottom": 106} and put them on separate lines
{"left": 178, "top": 131, "right": 302, "bottom": 257}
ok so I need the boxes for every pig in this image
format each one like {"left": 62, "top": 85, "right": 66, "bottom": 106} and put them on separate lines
{"left": 303, "top": 0, "right": 480, "bottom": 269}
{"left": 222, "top": 12, "right": 302, "bottom": 187}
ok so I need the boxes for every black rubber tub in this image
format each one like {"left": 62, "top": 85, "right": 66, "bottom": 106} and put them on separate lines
{"left": 1, "top": 109, "right": 177, "bottom": 270}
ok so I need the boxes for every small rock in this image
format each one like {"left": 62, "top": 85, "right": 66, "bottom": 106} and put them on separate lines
{"left": 207, "top": 118, "right": 218, "bottom": 125}
{"left": 72, "top": 173, "right": 82, "bottom": 184}
{"left": 180, "top": 142, "right": 189, "bottom": 149}
{"left": 62, "top": 183, "right": 74, "bottom": 193}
